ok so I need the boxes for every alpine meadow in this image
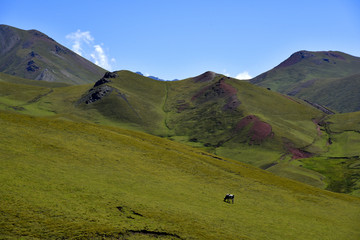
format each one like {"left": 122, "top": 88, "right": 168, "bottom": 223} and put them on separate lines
{"left": 1, "top": 23, "right": 360, "bottom": 240}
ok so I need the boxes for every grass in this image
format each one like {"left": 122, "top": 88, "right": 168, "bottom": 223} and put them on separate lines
{"left": 250, "top": 51, "right": 360, "bottom": 113}
{"left": 1, "top": 110, "right": 360, "bottom": 239}
{"left": 298, "top": 73, "right": 360, "bottom": 113}
{"left": 300, "top": 157, "right": 360, "bottom": 196}
{"left": 1, "top": 71, "right": 360, "bottom": 195}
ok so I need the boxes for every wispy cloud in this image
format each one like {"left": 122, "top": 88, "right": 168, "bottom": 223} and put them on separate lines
{"left": 235, "top": 71, "right": 252, "bottom": 80}
{"left": 65, "top": 30, "right": 94, "bottom": 56}
{"left": 90, "top": 44, "right": 112, "bottom": 71}
{"left": 66, "top": 30, "right": 115, "bottom": 70}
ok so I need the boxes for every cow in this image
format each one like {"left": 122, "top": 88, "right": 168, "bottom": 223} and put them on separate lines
{"left": 224, "top": 194, "right": 234, "bottom": 204}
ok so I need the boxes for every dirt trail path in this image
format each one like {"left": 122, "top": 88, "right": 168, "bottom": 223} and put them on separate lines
{"left": 162, "top": 82, "right": 171, "bottom": 133}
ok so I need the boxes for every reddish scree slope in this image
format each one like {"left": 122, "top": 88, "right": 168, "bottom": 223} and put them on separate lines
{"left": 235, "top": 115, "right": 273, "bottom": 144}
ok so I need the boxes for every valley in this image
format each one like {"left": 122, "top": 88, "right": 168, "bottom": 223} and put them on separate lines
{"left": 1, "top": 25, "right": 360, "bottom": 239}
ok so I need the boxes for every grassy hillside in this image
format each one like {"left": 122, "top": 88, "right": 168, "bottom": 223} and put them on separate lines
{"left": 297, "top": 111, "right": 360, "bottom": 195}
{"left": 1, "top": 71, "right": 359, "bottom": 195}
{"left": 296, "top": 73, "right": 360, "bottom": 113}
{"left": 78, "top": 70, "right": 169, "bottom": 134}
{"left": 250, "top": 51, "right": 360, "bottom": 113}
{"left": 0, "top": 25, "right": 106, "bottom": 84}
{"left": 1, "top": 110, "right": 360, "bottom": 239}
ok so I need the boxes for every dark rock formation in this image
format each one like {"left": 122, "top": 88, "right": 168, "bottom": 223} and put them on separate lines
{"left": 26, "top": 60, "right": 40, "bottom": 72}
{"left": 93, "top": 78, "right": 111, "bottom": 87}
{"left": 28, "top": 51, "right": 40, "bottom": 58}
{"left": 55, "top": 45, "right": 67, "bottom": 54}
{"left": 103, "top": 71, "right": 118, "bottom": 79}
{"left": 84, "top": 85, "right": 113, "bottom": 104}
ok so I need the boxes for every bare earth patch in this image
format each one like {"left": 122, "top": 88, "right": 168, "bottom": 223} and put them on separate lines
{"left": 235, "top": 115, "right": 273, "bottom": 144}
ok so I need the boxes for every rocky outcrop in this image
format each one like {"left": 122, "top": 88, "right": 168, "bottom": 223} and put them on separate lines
{"left": 84, "top": 85, "right": 113, "bottom": 104}
{"left": 93, "top": 72, "right": 118, "bottom": 87}
{"left": 26, "top": 60, "right": 40, "bottom": 72}
{"left": 35, "top": 69, "right": 55, "bottom": 82}
{"left": 79, "top": 72, "right": 119, "bottom": 104}
{"left": 103, "top": 71, "right": 118, "bottom": 79}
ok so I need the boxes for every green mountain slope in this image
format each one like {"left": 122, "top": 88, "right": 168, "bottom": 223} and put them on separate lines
{"left": 250, "top": 50, "right": 360, "bottom": 113}
{"left": 298, "top": 111, "right": 360, "bottom": 195}
{"left": 1, "top": 110, "right": 359, "bottom": 239}
{"left": 0, "top": 25, "right": 106, "bottom": 84}
{"left": 1, "top": 70, "right": 359, "bottom": 195}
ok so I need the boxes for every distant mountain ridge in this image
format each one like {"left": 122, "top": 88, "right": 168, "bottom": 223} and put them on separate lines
{"left": 0, "top": 25, "right": 106, "bottom": 84}
{"left": 250, "top": 50, "right": 360, "bottom": 113}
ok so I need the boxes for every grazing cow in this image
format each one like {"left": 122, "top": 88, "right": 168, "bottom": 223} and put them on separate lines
{"left": 224, "top": 194, "right": 234, "bottom": 204}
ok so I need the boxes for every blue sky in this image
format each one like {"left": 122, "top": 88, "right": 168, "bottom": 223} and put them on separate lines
{"left": 1, "top": 0, "right": 360, "bottom": 80}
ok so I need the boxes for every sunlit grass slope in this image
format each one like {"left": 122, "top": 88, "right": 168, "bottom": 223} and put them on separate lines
{"left": 77, "top": 70, "right": 169, "bottom": 135}
{"left": 299, "top": 111, "right": 360, "bottom": 196}
{"left": 1, "top": 110, "right": 360, "bottom": 239}
{"left": 164, "top": 73, "right": 327, "bottom": 187}
{"left": 1, "top": 71, "right": 359, "bottom": 195}
{"left": 296, "top": 73, "right": 360, "bottom": 113}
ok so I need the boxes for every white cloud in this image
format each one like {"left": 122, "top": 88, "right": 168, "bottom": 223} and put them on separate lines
{"left": 66, "top": 30, "right": 115, "bottom": 70}
{"left": 235, "top": 71, "right": 252, "bottom": 80}
{"left": 66, "top": 30, "right": 94, "bottom": 56}
{"left": 90, "top": 44, "right": 112, "bottom": 71}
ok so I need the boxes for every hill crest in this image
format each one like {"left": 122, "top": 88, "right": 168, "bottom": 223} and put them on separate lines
{"left": 250, "top": 50, "right": 360, "bottom": 113}
{"left": 0, "top": 25, "right": 106, "bottom": 84}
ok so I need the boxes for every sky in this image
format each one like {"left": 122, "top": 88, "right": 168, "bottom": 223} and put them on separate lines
{"left": 1, "top": 0, "right": 360, "bottom": 80}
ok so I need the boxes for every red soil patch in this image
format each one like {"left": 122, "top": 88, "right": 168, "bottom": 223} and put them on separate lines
{"left": 235, "top": 115, "right": 273, "bottom": 144}
{"left": 284, "top": 141, "right": 313, "bottom": 159}
{"left": 312, "top": 119, "right": 322, "bottom": 136}
{"left": 288, "top": 147, "right": 313, "bottom": 159}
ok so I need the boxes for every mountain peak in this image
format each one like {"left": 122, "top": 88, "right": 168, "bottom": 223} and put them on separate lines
{"left": 275, "top": 50, "right": 315, "bottom": 69}
{"left": 0, "top": 25, "right": 105, "bottom": 84}
{"left": 250, "top": 50, "right": 360, "bottom": 113}
{"left": 274, "top": 50, "right": 349, "bottom": 69}
{"left": 193, "top": 71, "right": 216, "bottom": 83}
{"left": 27, "top": 29, "right": 55, "bottom": 42}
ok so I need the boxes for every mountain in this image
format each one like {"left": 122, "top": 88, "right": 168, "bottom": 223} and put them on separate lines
{"left": 250, "top": 50, "right": 360, "bottom": 113}
{"left": 1, "top": 25, "right": 360, "bottom": 239}
{"left": 3, "top": 69, "right": 359, "bottom": 195}
{"left": 1, "top": 110, "right": 359, "bottom": 239}
{"left": 0, "top": 25, "right": 106, "bottom": 84}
